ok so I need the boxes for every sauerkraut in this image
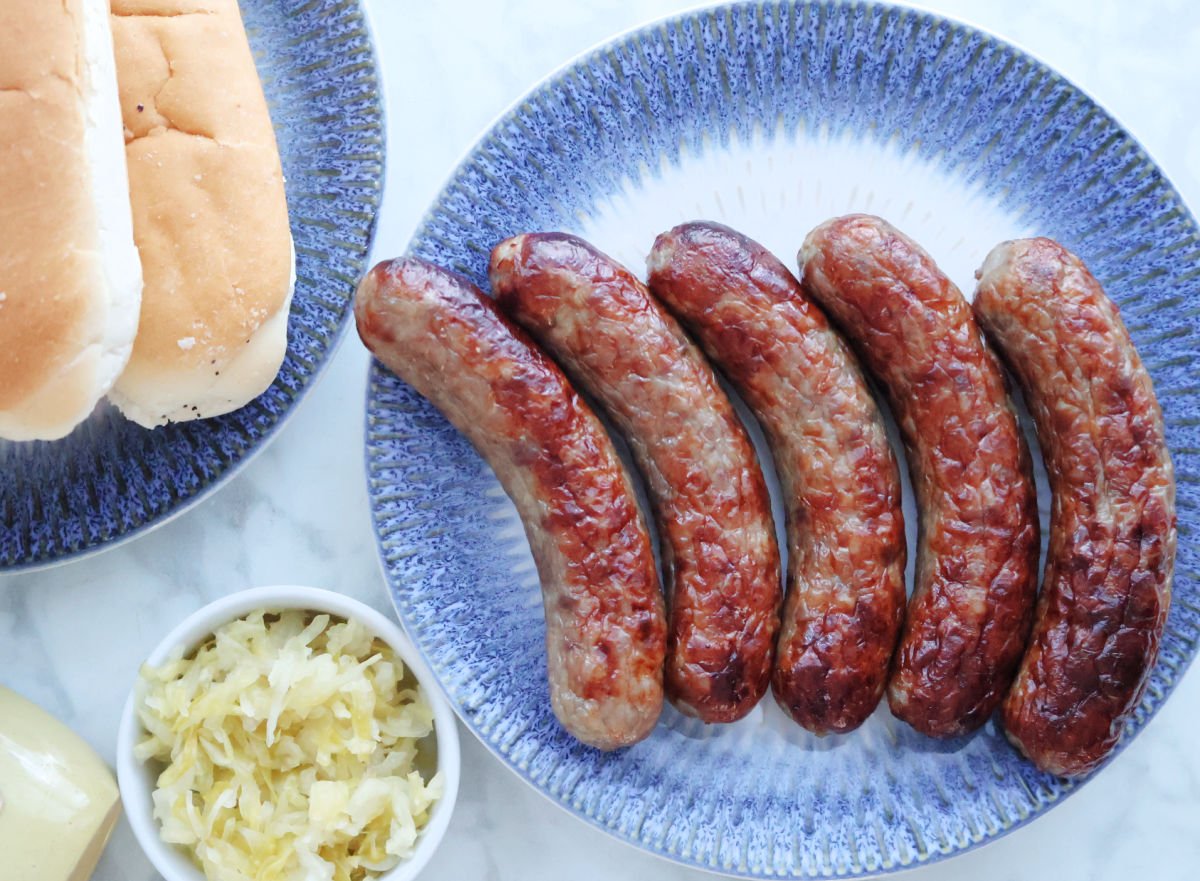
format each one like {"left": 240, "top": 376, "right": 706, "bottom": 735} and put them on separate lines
{"left": 136, "top": 609, "right": 443, "bottom": 881}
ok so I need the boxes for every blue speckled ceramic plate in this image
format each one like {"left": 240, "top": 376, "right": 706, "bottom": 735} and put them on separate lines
{"left": 365, "top": 2, "right": 1200, "bottom": 876}
{"left": 0, "top": 0, "right": 384, "bottom": 572}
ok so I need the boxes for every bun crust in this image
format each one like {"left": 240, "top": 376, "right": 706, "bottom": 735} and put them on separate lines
{"left": 109, "top": 0, "right": 294, "bottom": 427}
{"left": 0, "top": 0, "right": 142, "bottom": 441}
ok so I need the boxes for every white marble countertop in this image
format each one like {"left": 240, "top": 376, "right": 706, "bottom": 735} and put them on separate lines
{"left": 3, "top": 1, "right": 1199, "bottom": 879}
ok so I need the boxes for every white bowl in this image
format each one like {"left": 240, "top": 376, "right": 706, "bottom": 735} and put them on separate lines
{"left": 117, "top": 585, "right": 461, "bottom": 881}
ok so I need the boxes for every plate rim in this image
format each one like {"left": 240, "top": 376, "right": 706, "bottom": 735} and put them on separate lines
{"left": 366, "top": 0, "right": 1200, "bottom": 876}
{"left": 365, "top": 363, "right": 1071, "bottom": 881}
{"left": 0, "top": 0, "right": 388, "bottom": 577}
{"left": 404, "top": 0, "right": 1200, "bottom": 284}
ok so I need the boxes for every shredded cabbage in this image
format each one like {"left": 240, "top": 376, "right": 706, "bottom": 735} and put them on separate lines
{"left": 136, "top": 610, "right": 443, "bottom": 881}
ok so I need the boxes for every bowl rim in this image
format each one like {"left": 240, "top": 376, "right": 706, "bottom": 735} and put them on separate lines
{"left": 116, "top": 584, "right": 461, "bottom": 881}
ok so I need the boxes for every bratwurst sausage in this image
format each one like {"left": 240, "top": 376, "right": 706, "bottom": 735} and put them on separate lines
{"left": 975, "top": 238, "right": 1176, "bottom": 776}
{"left": 800, "top": 215, "right": 1040, "bottom": 738}
{"left": 355, "top": 257, "right": 666, "bottom": 750}
{"left": 646, "top": 221, "right": 906, "bottom": 734}
{"left": 491, "top": 232, "right": 781, "bottom": 723}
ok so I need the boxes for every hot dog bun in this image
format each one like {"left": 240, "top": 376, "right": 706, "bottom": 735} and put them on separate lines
{"left": 108, "top": 0, "right": 294, "bottom": 427}
{"left": 0, "top": 0, "right": 142, "bottom": 441}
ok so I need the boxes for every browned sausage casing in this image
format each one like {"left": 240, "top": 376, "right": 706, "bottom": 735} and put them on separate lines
{"left": 974, "top": 238, "right": 1176, "bottom": 776}
{"left": 355, "top": 257, "right": 666, "bottom": 750}
{"left": 800, "top": 215, "right": 1040, "bottom": 738}
{"left": 490, "top": 233, "right": 782, "bottom": 723}
{"left": 646, "top": 221, "right": 906, "bottom": 734}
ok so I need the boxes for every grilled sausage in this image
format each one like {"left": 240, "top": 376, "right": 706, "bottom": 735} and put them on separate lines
{"left": 646, "top": 221, "right": 906, "bottom": 734}
{"left": 355, "top": 257, "right": 666, "bottom": 750}
{"left": 974, "top": 238, "right": 1176, "bottom": 776}
{"left": 490, "top": 233, "right": 781, "bottom": 723}
{"left": 800, "top": 215, "right": 1040, "bottom": 738}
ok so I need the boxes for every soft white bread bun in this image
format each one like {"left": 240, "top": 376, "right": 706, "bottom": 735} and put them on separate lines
{"left": 0, "top": 0, "right": 142, "bottom": 441}
{"left": 108, "top": 0, "right": 294, "bottom": 428}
